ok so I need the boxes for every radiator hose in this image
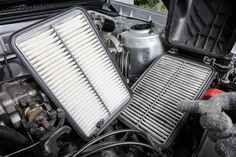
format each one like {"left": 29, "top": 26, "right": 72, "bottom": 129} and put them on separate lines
{"left": 0, "top": 126, "right": 27, "bottom": 149}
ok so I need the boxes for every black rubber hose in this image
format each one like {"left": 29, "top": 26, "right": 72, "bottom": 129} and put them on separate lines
{"left": 0, "top": 126, "right": 27, "bottom": 149}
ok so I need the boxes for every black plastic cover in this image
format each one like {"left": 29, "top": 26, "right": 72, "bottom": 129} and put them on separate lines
{"left": 166, "top": 0, "right": 236, "bottom": 58}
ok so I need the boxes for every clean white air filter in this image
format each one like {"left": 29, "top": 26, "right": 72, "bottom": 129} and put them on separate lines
{"left": 10, "top": 7, "right": 131, "bottom": 138}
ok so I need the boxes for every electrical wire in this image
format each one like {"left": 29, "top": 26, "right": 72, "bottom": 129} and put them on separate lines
{"left": 3, "top": 142, "right": 40, "bottom": 157}
{"left": 72, "top": 129, "right": 155, "bottom": 157}
{"left": 83, "top": 131, "right": 137, "bottom": 153}
{"left": 82, "top": 141, "right": 117, "bottom": 153}
{"left": 83, "top": 130, "right": 153, "bottom": 153}
{"left": 80, "top": 141, "right": 159, "bottom": 157}
{"left": 73, "top": 129, "right": 153, "bottom": 156}
{"left": 83, "top": 131, "right": 153, "bottom": 153}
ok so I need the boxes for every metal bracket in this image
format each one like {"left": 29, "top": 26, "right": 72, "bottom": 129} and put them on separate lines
{"left": 44, "top": 126, "right": 71, "bottom": 156}
{"left": 203, "top": 56, "right": 216, "bottom": 65}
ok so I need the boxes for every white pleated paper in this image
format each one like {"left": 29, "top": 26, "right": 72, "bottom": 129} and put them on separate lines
{"left": 15, "top": 10, "right": 130, "bottom": 137}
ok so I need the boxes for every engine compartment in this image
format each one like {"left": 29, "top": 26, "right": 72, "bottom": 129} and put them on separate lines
{"left": 0, "top": 2, "right": 235, "bottom": 157}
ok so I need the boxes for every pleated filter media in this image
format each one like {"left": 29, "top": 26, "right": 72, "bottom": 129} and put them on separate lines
{"left": 120, "top": 55, "right": 215, "bottom": 148}
{"left": 10, "top": 8, "right": 131, "bottom": 138}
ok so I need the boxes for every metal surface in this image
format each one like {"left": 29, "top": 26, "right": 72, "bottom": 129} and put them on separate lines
{"left": 44, "top": 126, "right": 71, "bottom": 156}
{"left": 103, "top": 33, "right": 123, "bottom": 54}
{"left": 120, "top": 55, "right": 214, "bottom": 148}
{"left": 9, "top": 112, "right": 21, "bottom": 128}
{"left": 0, "top": 78, "right": 69, "bottom": 142}
{"left": 119, "top": 24, "right": 166, "bottom": 76}
{"left": 11, "top": 7, "right": 131, "bottom": 139}
{"left": 0, "top": 79, "right": 38, "bottom": 128}
{"left": 110, "top": 1, "right": 167, "bottom": 27}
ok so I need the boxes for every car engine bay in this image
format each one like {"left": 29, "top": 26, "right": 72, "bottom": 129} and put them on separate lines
{"left": 0, "top": 0, "right": 235, "bottom": 157}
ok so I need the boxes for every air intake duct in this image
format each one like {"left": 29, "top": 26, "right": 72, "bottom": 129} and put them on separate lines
{"left": 120, "top": 55, "right": 215, "bottom": 148}
{"left": 10, "top": 7, "right": 132, "bottom": 139}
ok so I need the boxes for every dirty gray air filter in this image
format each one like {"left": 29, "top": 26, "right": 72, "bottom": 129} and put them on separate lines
{"left": 120, "top": 55, "right": 214, "bottom": 148}
{"left": 10, "top": 7, "right": 131, "bottom": 139}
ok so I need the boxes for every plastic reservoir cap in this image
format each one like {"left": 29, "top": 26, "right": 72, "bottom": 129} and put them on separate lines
{"left": 203, "top": 88, "right": 225, "bottom": 100}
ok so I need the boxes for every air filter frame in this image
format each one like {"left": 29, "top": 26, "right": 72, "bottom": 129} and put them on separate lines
{"left": 120, "top": 55, "right": 215, "bottom": 149}
{"left": 10, "top": 7, "right": 132, "bottom": 140}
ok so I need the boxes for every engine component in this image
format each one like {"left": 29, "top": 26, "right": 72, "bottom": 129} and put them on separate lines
{"left": 113, "top": 51, "right": 130, "bottom": 78}
{"left": 120, "top": 55, "right": 215, "bottom": 148}
{"left": 0, "top": 78, "right": 67, "bottom": 139}
{"left": 90, "top": 12, "right": 116, "bottom": 33}
{"left": 25, "top": 106, "right": 66, "bottom": 138}
{"left": 221, "top": 68, "right": 236, "bottom": 84}
{"left": 103, "top": 33, "right": 130, "bottom": 78}
{"left": 90, "top": 12, "right": 106, "bottom": 31}
{"left": 0, "top": 78, "right": 74, "bottom": 157}
{"left": 0, "top": 79, "right": 39, "bottom": 128}
{"left": 119, "top": 23, "right": 166, "bottom": 77}
{"left": 44, "top": 126, "right": 71, "bottom": 156}
{"left": 103, "top": 33, "right": 124, "bottom": 54}
{"left": 101, "top": 19, "right": 116, "bottom": 33}
{"left": 11, "top": 7, "right": 132, "bottom": 139}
